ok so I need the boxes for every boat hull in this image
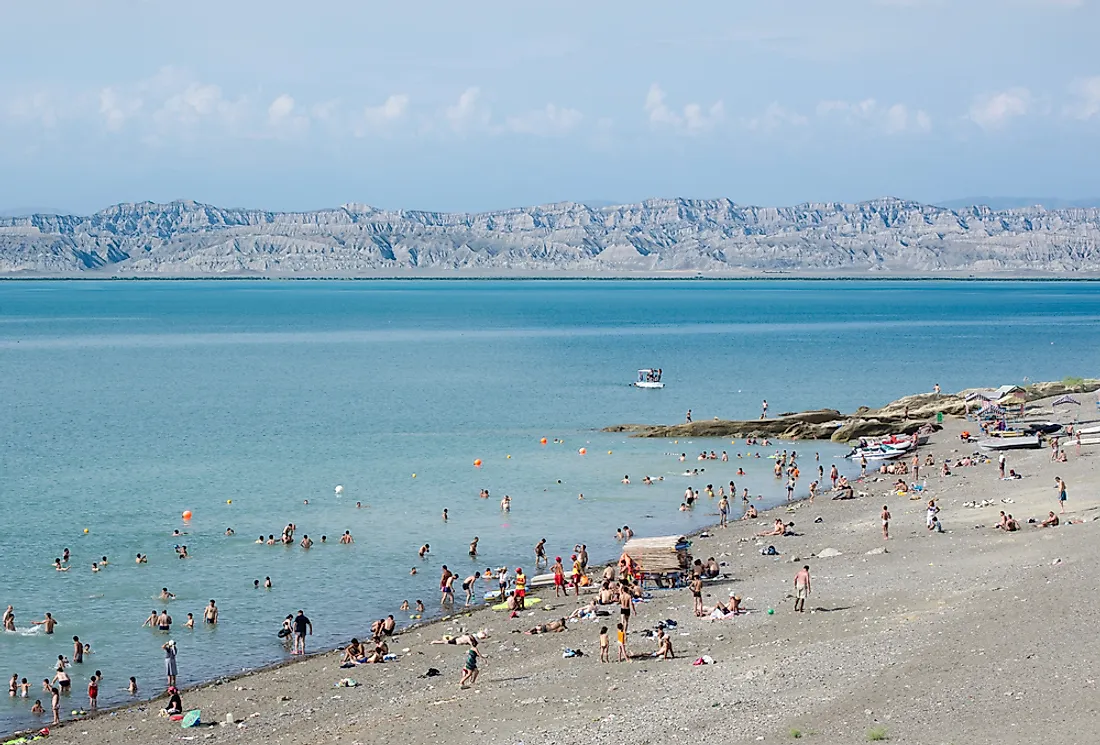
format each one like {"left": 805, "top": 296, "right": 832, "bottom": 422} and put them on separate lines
{"left": 633, "top": 382, "right": 665, "bottom": 389}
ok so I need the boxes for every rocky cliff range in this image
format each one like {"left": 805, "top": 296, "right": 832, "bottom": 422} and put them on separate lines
{"left": 1, "top": 197, "right": 1098, "bottom": 276}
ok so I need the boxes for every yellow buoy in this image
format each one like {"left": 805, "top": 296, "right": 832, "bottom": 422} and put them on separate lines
{"left": 506, "top": 455, "right": 511, "bottom": 459}
{"left": 412, "top": 473, "right": 416, "bottom": 478}
{"left": 83, "top": 528, "right": 89, "bottom": 534}
{"left": 608, "top": 450, "right": 613, "bottom": 455}
{"left": 226, "top": 499, "right": 232, "bottom": 504}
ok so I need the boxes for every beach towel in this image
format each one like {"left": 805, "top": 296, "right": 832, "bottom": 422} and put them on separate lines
{"left": 181, "top": 710, "right": 201, "bottom": 728}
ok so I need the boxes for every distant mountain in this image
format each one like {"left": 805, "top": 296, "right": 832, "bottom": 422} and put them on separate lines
{"left": 936, "top": 197, "right": 1100, "bottom": 211}
{"left": 0, "top": 207, "right": 71, "bottom": 218}
{"left": 1, "top": 196, "right": 1099, "bottom": 276}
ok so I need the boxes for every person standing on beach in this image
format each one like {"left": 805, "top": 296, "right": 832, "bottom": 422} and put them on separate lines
{"left": 686, "top": 409, "right": 692, "bottom": 423}
{"left": 599, "top": 626, "right": 610, "bottom": 663}
{"left": 761, "top": 400, "right": 768, "bottom": 419}
{"left": 579, "top": 545, "right": 589, "bottom": 572}
{"left": 50, "top": 687, "right": 60, "bottom": 725}
{"left": 830, "top": 464, "right": 838, "bottom": 489}
{"left": 690, "top": 576, "right": 704, "bottom": 616}
{"left": 912, "top": 454, "right": 920, "bottom": 481}
{"left": 718, "top": 494, "right": 729, "bottom": 527}
{"left": 1055, "top": 476, "right": 1068, "bottom": 514}
{"left": 881, "top": 505, "right": 891, "bottom": 540}
{"left": 619, "top": 582, "right": 634, "bottom": 632}
{"left": 514, "top": 568, "right": 527, "bottom": 610}
{"left": 616, "top": 623, "right": 629, "bottom": 662}
{"left": 552, "top": 557, "right": 566, "bottom": 597}
{"left": 292, "top": 610, "right": 312, "bottom": 655}
{"left": 860, "top": 454, "right": 867, "bottom": 478}
{"left": 793, "top": 565, "right": 811, "bottom": 613}
{"left": 998, "top": 453, "right": 1006, "bottom": 479}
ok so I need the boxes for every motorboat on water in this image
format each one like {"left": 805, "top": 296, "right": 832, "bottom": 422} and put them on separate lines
{"left": 978, "top": 434, "right": 1042, "bottom": 450}
{"left": 633, "top": 368, "right": 664, "bottom": 389}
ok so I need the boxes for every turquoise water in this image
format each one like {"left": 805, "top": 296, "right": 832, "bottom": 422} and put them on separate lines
{"left": 2, "top": 279, "right": 1100, "bottom": 732}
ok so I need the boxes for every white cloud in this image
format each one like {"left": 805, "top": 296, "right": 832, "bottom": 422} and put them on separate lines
{"left": 504, "top": 104, "right": 583, "bottom": 136}
{"left": 98, "top": 87, "right": 143, "bottom": 131}
{"left": 968, "top": 88, "right": 1031, "bottom": 129}
{"left": 267, "top": 94, "right": 295, "bottom": 124}
{"left": 1065, "top": 76, "right": 1100, "bottom": 120}
{"left": 6, "top": 91, "right": 63, "bottom": 128}
{"left": 355, "top": 94, "right": 409, "bottom": 136}
{"left": 816, "top": 98, "right": 931, "bottom": 133}
{"left": 446, "top": 87, "right": 490, "bottom": 132}
{"left": 742, "top": 102, "right": 808, "bottom": 133}
{"left": 644, "top": 83, "right": 724, "bottom": 135}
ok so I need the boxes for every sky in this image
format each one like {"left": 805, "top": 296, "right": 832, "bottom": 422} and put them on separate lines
{"left": 1, "top": 0, "right": 1099, "bottom": 214}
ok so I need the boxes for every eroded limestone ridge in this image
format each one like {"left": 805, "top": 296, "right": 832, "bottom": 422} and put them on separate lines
{"left": 2, "top": 197, "right": 1099, "bottom": 275}
{"left": 605, "top": 380, "right": 1100, "bottom": 442}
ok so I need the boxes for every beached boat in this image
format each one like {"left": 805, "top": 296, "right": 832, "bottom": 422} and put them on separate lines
{"left": 1076, "top": 424, "right": 1100, "bottom": 436}
{"left": 846, "top": 444, "right": 907, "bottom": 461}
{"left": 977, "top": 434, "right": 1042, "bottom": 450}
{"left": 632, "top": 368, "right": 664, "bottom": 389}
{"left": 1025, "top": 422, "right": 1062, "bottom": 435}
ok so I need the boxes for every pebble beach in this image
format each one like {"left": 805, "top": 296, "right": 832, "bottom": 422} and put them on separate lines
{"left": 19, "top": 390, "right": 1100, "bottom": 745}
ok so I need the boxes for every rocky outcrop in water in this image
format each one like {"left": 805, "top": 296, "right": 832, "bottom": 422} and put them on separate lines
{"left": 606, "top": 380, "right": 1100, "bottom": 443}
{"left": 2, "top": 197, "right": 1100, "bottom": 275}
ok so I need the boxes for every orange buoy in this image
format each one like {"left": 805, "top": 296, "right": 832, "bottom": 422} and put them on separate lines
{"left": 473, "top": 459, "right": 482, "bottom": 467}
{"left": 182, "top": 510, "right": 193, "bottom": 520}
{"left": 540, "top": 438, "right": 548, "bottom": 445}
{"left": 579, "top": 448, "right": 587, "bottom": 455}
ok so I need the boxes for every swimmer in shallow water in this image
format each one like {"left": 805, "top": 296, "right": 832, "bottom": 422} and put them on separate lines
{"left": 53, "top": 559, "right": 69, "bottom": 572}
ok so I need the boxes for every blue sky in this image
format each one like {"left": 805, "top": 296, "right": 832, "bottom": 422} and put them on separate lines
{"left": 2, "top": 0, "right": 1098, "bottom": 214}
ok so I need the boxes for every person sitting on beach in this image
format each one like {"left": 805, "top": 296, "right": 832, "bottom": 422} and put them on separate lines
{"left": 757, "top": 519, "right": 787, "bottom": 537}
{"left": 524, "top": 618, "right": 568, "bottom": 635}
{"left": 364, "top": 640, "right": 388, "bottom": 663}
{"left": 742, "top": 504, "right": 758, "bottom": 520}
{"left": 1004, "top": 514, "right": 1020, "bottom": 531}
{"left": 342, "top": 639, "right": 366, "bottom": 664}
{"left": 1056, "top": 450, "right": 1068, "bottom": 463}
{"left": 598, "top": 581, "right": 617, "bottom": 605}
{"left": 941, "top": 462, "right": 952, "bottom": 477}
{"left": 430, "top": 631, "right": 487, "bottom": 645}
{"left": 1008, "top": 469, "right": 1022, "bottom": 479}
{"left": 894, "top": 479, "right": 909, "bottom": 494}
{"left": 164, "top": 686, "right": 182, "bottom": 716}
{"left": 1039, "top": 511, "right": 1060, "bottom": 528}
{"left": 710, "top": 592, "right": 742, "bottom": 618}
{"left": 995, "top": 511, "right": 1009, "bottom": 530}
{"left": 704, "top": 557, "right": 720, "bottom": 578}
{"left": 656, "top": 629, "right": 674, "bottom": 660}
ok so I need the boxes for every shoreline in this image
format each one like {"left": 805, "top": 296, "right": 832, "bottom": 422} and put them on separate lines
{"left": 4, "top": 456, "right": 837, "bottom": 739}
{"left": 16, "top": 385, "right": 1100, "bottom": 744}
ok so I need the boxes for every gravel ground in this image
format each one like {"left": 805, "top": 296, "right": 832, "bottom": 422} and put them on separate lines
{"left": 31, "top": 407, "right": 1100, "bottom": 745}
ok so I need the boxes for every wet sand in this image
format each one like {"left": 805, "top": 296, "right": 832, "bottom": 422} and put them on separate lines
{"left": 27, "top": 398, "right": 1100, "bottom": 745}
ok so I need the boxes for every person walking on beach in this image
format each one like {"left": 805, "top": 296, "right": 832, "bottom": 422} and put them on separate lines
{"left": 860, "top": 455, "right": 868, "bottom": 478}
{"left": 718, "top": 494, "right": 729, "bottom": 528}
{"left": 685, "top": 409, "right": 692, "bottom": 423}
{"left": 616, "top": 622, "right": 629, "bottom": 662}
{"left": 535, "top": 539, "right": 547, "bottom": 568}
{"left": 459, "top": 638, "right": 483, "bottom": 689}
{"left": 599, "top": 626, "right": 610, "bottom": 663}
{"left": 912, "top": 455, "right": 920, "bottom": 481}
{"left": 50, "top": 687, "right": 60, "bottom": 725}
{"left": 829, "top": 464, "right": 838, "bottom": 489}
{"left": 761, "top": 399, "right": 768, "bottom": 419}
{"left": 619, "top": 582, "right": 634, "bottom": 632}
{"left": 292, "top": 610, "right": 312, "bottom": 655}
{"left": 162, "top": 640, "right": 178, "bottom": 687}
{"left": 1055, "top": 476, "right": 1068, "bottom": 514}
{"left": 793, "top": 565, "right": 811, "bottom": 613}
{"left": 881, "top": 505, "right": 891, "bottom": 540}
{"left": 998, "top": 453, "right": 1006, "bottom": 479}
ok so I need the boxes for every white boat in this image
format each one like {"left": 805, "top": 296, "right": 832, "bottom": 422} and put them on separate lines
{"left": 978, "top": 435, "right": 1042, "bottom": 450}
{"left": 847, "top": 445, "right": 907, "bottom": 461}
{"left": 633, "top": 368, "right": 664, "bottom": 389}
{"left": 1076, "top": 424, "right": 1100, "bottom": 436}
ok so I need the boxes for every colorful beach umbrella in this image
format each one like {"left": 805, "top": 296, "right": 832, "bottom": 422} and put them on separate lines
{"left": 181, "top": 710, "right": 201, "bottom": 728}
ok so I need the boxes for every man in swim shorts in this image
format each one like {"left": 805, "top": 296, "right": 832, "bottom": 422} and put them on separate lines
{"left": 793, "top": 565, "right": 811, "bottom": 613}
{"left": 203, "top": 599, "right": 218, "bottom": 625}
{"left": 292, "top": 610, "right": 312, "bottom": 655}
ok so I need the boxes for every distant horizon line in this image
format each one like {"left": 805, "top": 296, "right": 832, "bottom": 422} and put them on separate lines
{"left": 4, "top": 194, "right": 1100, "bottom": 219}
